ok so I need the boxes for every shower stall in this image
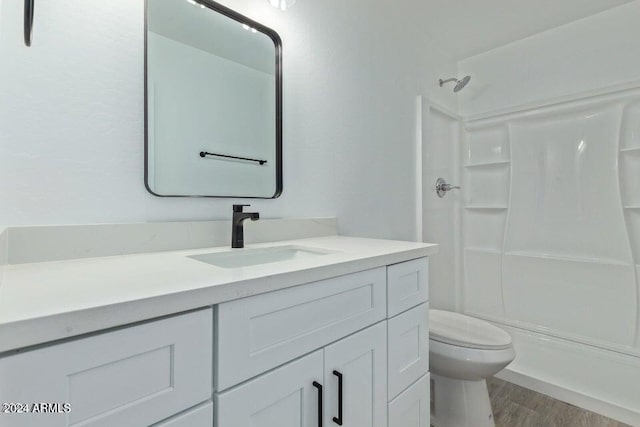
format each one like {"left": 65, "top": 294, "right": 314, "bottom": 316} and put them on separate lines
{"left": 420, "top": 88, "right": 640, "bottom": 425}
{"left": 420, "top": 5, "right": 640, "bottom": 422}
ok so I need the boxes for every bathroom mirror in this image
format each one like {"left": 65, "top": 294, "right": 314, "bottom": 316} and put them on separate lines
{"left": 145, "top": 0, "right": 282, "bottom": 198}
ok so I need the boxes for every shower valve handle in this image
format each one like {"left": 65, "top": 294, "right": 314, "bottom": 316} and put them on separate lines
{"left": 436, "top": 178, "right": 460, "bottom": 198}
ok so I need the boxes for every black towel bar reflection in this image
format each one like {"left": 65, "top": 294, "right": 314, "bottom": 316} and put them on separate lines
{"left": 199, "top": 151, "right": 267, "bottom": 165}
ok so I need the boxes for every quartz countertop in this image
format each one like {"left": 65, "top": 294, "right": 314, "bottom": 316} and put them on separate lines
{"left": 0, "top": 236, "right": 438, "bottom": 353}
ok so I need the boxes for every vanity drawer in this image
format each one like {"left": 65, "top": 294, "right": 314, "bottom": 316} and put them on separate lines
{"left": 388, "top": 303, "right": 429, "bottom": 400}
{"left": 387, "top": 257, "right": 429, "bottom": 317}
{"left": 152, "top": 401, "right": 213, "bottom": 427}
{"left": 0, "top": 309, "right": 212, "bottom": 427}
{"left": 215, "top": 267, "right": 387, "bottom": 390}
{"left": 388, "top": 373, "right": 430, "bottom": 427}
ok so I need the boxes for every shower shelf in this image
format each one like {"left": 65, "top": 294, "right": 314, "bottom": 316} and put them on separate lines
{"left": 620, "top": 147, "right": 640, "bottom": 155}
{"left": 624, "top": 206, "right": 640, "bottom": 209}
{"left": 503, "top": 251, "right": 630, "bottom": 266}
{"left": 464, "top": 206, "right": 508, "bottom": 210}
{"left": 464, "top": 160, "right": 510, "bottom": 169}
{"left": 464, "top": 247, "right": 502, "bottom": 255}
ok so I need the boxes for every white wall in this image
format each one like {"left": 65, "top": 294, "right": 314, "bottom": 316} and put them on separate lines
{"left": 0, "top": 0, "right": 457, "bottom": 240}
{"left": 458, "top": 1, "right": 640, "bottom": 117}
{"left": 421, "top": 101, "right": 461, "bottom": 311}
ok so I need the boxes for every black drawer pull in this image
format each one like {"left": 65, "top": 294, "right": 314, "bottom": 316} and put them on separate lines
{"left": 313, "top": 381, "right": 323, "bottom": 427}
{"left": 333, "top": 370, "right": 343, "bottom": 425}
{"left": 24, "top": 0, "right": 35, "bottom": 46}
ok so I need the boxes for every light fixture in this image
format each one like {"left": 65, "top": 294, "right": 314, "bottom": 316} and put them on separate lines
{"left": 186, "top": 0, "right": 206, "bottom": 8}
{"left": 242, "top": 24, "right": 258, "bottom": 33}
{"left": 269, "top": 0, "right": 296, "bottom": 11}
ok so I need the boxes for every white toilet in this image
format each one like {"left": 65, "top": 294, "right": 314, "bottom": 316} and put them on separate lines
{"left": 429, "top": 310, "right": 516, "bottom": 427}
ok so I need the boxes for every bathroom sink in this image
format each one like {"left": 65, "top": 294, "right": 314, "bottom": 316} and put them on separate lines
{"left": 188, "top": 245, "right": 337, "bottom": 268}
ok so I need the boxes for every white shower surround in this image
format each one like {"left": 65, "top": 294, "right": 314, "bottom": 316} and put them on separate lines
{"left": 461, "top": 88, "right": 640, "bottom": 425}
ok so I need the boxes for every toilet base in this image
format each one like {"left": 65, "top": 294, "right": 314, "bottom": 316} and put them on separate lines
{"left": 430, "top": 373, "right": 495, "bottom": 427}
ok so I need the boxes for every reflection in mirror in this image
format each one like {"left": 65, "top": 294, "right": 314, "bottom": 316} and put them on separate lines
{"left": 145, "top": 0, "right": 282, "bottom": 198}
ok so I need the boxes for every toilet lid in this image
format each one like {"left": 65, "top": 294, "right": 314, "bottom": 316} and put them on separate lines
{"left": 429, "top": 310, "right": 512, "bottom": 350}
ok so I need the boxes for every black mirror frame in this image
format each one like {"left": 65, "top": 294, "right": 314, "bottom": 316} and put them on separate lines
{"left": 144, "top": 0, "right": 283, "bottom": 199}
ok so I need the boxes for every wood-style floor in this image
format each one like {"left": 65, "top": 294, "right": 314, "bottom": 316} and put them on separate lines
{"left": 486, "top": 377, "right": 631, "bottom": 427}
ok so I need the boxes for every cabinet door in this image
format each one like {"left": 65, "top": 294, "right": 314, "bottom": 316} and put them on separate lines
{"left": 388, "top": 374, "right": 430, "bottom": 427}
{"left": 216, "top": 350, "right": 323, "bottom": 427}
{"left": 387, "top": 303, "right": 429, "bottom": 399}
{"left": 323, "top": 322, "right": 388, "bottom": 427}
{"left": 0, "top": 309, "right": 212, "bottom": 427}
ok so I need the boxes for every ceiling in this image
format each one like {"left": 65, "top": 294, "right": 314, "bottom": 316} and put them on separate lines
{"left": 421, "top": 0, "right": 635, "bottom": 60}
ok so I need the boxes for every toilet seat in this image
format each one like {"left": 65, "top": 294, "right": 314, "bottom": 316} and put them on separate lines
{"left": 430, "top": 310, "right": 512, "bottom": 350}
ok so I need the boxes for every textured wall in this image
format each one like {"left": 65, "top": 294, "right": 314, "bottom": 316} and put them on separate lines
{"left": 0, "top": 0, "right": 456, "bottom": 240}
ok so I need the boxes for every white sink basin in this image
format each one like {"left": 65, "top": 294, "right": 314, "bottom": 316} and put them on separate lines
{"left": 188, "top": 245, "right": 337, "bottom": 269}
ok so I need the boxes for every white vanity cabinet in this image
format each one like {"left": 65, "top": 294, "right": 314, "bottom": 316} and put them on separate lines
{"left": 323, "top": 322, "right": 388, "bottom": 427}
{"left": 214, "top": 267, "right": 388, "bottom": 390}
{"left": 0, "top": 254, "right": 431, "bottom": 427}
{"left": 0, "top": 309, "right": 213, "bottom": 427}
{"left": 386, "top": 258, "right": 430, "bottom": 427}
{"left": 216, "top": 322, "right": 387, "bottom": 427}
{"left": 214, "top": 267, "right": 389, "bottom": 427}
{"left": 387, "top": 303, "right": 430, "bottom": 399}
{"left": 388, "top": 374, "right": 431, "bottom": 427}
{"left": 215, "top": 257, "right": 430, "bottom": 427}
{"left": 215, "top": 350, "right": 324, "bottom": 426}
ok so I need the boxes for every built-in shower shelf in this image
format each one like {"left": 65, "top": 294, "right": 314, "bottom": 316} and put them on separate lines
{"left": 464, "top": 247, "right": 502, "bottom": 255}
{"left": 620, "top": 147, "right": 640, "bottom": 155}
{"left": 624, "top": 205, "right": 640, "bottom": 209}
{"left": 464, "top": 160, "right": 511, "bottom": 169}
{"left": 464, "top": 205, "right": 508, "bottom": 210}
{"left": 504, "top": 251, "right": 630, "bottom": 266}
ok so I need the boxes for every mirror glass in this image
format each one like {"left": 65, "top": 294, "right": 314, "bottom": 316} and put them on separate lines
{"left": 145, "top": 0, "right": 282, "bottom": 198}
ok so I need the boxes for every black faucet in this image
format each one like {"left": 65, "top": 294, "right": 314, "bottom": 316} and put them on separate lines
{"left": 232, "top": 204, "right": 260, "bottom": 248}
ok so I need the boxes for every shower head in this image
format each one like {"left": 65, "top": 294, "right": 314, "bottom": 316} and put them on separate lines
{"left": 454, "top": 75, "right": 471, "bottom": 92}
{"left": 439, "top": 76, "right": 471, "bottom": 92}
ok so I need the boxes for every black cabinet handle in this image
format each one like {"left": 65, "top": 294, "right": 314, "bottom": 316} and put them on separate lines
{"left": 313, "top": 381, "right": 323, "bottom": 427}
{"left": 332, "top": 370, "right": 343, "bottom": 425}
{"left": 24, "top": 0, "right": 35, "bottom": 47}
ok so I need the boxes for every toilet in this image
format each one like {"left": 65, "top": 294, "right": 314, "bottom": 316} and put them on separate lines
{"left": 429, "top": 310, "right": 516, "bottom": 427}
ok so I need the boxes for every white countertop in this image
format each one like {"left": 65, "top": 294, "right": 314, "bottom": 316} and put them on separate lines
{"left": 0, "top": 236, "right": 437, "bottom": 353}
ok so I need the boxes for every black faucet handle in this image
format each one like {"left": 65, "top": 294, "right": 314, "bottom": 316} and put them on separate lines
{"left": 233, "top": 204, "right": 251, "bottom": 213}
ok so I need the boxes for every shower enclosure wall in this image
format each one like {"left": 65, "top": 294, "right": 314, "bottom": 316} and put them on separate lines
{"left": 421, "top": 5, "right": 640, "bottom": 425}
{"left": 422, "top": 89, "right": 640, "bottom": 427}
{"left": 463, "top": 90, "right": 640, "bottom": 425}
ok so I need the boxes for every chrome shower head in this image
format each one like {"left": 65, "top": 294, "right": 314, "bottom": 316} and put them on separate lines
{"left": 454, "top": 75, "right": 471, "bottom": 92}
{"left": 439, "top": 76, "right": 471, "bottom": 92}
